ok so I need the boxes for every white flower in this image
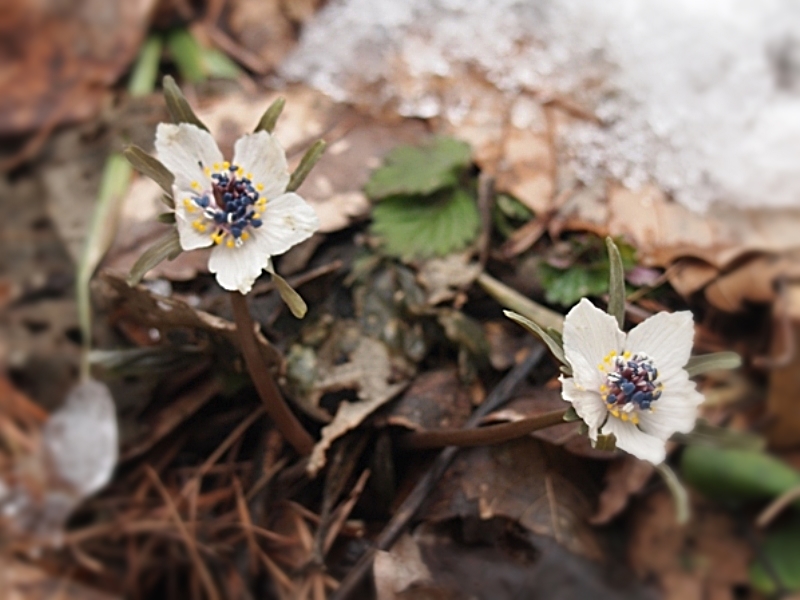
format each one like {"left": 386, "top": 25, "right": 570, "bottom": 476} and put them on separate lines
{"left": 560, "top": 298, "right": 704, "bottom": 464}
{"left": 155, "top": 123, "right": 320, "bottom": 294}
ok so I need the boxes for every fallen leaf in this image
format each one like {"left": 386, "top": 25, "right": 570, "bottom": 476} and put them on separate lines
{"left": 628, "top": 491, "right": 752, "bottom": 600}
{"left": 423, "top": 436, "right": 602, "bottom": 559}
{"left": 590, "top": 456, "right": 654, "bottom": 525}
{"left": 98, "top": 272, "right": 282, "bottom": 367}
{"left": 226, "top": 0, "right": 297, "bottom": 73}
{"left": 766, "top": 314, "right": 800, "bottom": 449}
{"left": 416, "top": 253, "right": 482, "bottom": 306}
{"left": 307, "top": 336, "right": 409, "bottom": 476}
{"left": 0, "top": 0, "right": 156, "bottom": 136}
{"left": 374, "top": 533, "right": 433, "bottom": 600}
{"left": 383, "top": 368, "right": 472, "bottom": 433}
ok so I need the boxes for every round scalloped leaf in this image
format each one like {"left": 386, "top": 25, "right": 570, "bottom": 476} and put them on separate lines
{"left": 371, "top": 188, "right": 480, "bottom": 260}
{"left": 365, "top": 137, "right": 472, "bottom": 200}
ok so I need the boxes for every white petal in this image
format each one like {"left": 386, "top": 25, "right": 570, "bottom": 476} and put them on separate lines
{"left": 252, "top": 192, "right": 320, "bottom": 257}
{"left": 233, "top": 131, "right": 290, "bottom": 199}
{"left": 625, "top": 310, "right": 695, "bottom": 377}
{"left": 560, "top": 376, "right": 608, "bottom": 431}
{"left": 602, "top": 417, "right": 666, "bottom": 464}
{"left": 208, "top": 239, "right": 269, "bottom": 294}
{"left": 174, "top": 191, "right": 213, "bottom": 251}
{"left": 156, "top": 123, "right": 223, "bottom": 192}
{"left": 637, "top": 374, "right": 703, "bottom": 440}
{"left": 563, "top": 298, "right": 625, "bottom": 390}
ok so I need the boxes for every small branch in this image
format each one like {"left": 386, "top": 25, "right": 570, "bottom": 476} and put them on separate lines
{"left": 230, "top": 291, "right": 314, "bottom": 456}
{"left": 756, "top": 483, "right": 800, "bottom": 528}
{"left": 399, "top": 409, "right": 567, "bottom": 449}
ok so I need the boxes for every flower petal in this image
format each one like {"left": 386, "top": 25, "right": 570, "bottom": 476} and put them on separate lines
{"left": 252, "top": 192, "right": 320, "bottom": 257}
{"left": 174, "top": 191, "right": 213, "bottom": 251}
{"left": 232, "top": 131, "right": 290, "bottom": 199}
{"left": 563, "top": 298, "right": 625, "bottom": 390}
{"left": 637, "top": 373, "right": 703, "bottom": 440}
{"left": 601, "top": 417, "right": 666, "bottom": 464}
{"left": 625, "top": 310, "right": 695, "bottom": 377}
{"left": 208, "top": 239, "right": 269, "bottom": 294}
{"left": 155, "top": 123, "right": 223, "bottom": 192}
{"left": 560, "top": 376, "right": 608, "bottom": 431}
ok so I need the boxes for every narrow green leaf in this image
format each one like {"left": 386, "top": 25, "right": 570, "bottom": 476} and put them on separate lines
{"left": 605, "top": 236, "right": 625, "bottom": 329}
{"left": 200, "top": 46, "right": 242, "bottom": 79}
{"left": 127, "top": 229, "right": 182, "bottom": 286}
{"left": 287, "top": 140, "right": 326, "bottom": 192}
{"left": 162, "top": 75, "right": 208, "bottom": 130}
{"left": 272, "top": 272, "right": 308, "bottom": 319}
{"left": 656, "top": 463, "right": 690, "bottom": 525}
{"left": 365, "top": 137, "right": 472, "bottom": 199}
{"left": 563, "top": 406, "right": 581, "bottom": 422}
{"left": 685, "top": 351, "right": 742, "bottom": 378}
{"left": 477, "top": 272, "right": 565, "bottom": 333}
{"left": 157, "top": 212, "right": 176, "bottom": 224}
{"left": 255, "top": 97, "right": 286, "bottom": 134}
{"left": 504, "top": 310, "right": 569, "bottom": 368}
{"left": 77, "top": 154, "right": 133, "bottom": 378}
{"left": 681, "top": 445, "right": 800, "bottom": 507}
{"left": 594, "top": 432, "right": 617, "bottom": 452}
{"left": 128, "top": 35, "right": 162, "bottom": 97}
{"left": 166, "top": 29, "right": 206, "bottom": 84}
{"left": 750, "top": 515, "right": 800, "bottom": 594}
{"left": 673, "top": 420, "right": 765, "bottom": 451}
{"left": 124, "top": 145, "right": 175, "bottom": 197}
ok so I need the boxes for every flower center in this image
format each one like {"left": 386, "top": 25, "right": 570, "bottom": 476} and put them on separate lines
{"left": 599, "top": 351, "right": 662, "bottom": 424}
{"left": 183, "top": 162, "right": 267, "bottom": 248}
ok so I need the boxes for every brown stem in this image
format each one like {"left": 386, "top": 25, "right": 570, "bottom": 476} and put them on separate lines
{"left": 399, "top": 409, "right": 568, "bottom": 449}
{"left": 229, "top": 291, "right": 314, "bottom": 456}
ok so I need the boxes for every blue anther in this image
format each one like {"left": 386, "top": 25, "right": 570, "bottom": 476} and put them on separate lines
{"left": 195, "top": 195, "right": 209, "bottom": 208}
{"left": 631, "top": 391, "right": 646, "bottom": 405}
{"left": 621, "top": 381, "right": 636, "bottom": 396}
{"left": 229, "top": 164, "right": 238, "bottom": 172}
{"left": 251, "top": 218, "right": 263, "bottom": 228}
{"left": 213, "top": 212, "right": 226, "bottom": 224}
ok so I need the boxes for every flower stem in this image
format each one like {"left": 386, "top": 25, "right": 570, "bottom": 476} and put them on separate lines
{"left": 399, "top": 408, "right": 568, "bottom": 450}
{"left": 230, "top": 291, "right": 314, "bottom": 456}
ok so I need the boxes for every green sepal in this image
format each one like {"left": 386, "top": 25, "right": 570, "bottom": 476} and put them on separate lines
{"left": 255, "top": 97, "right": 286, "bottom": 134}
{"left": 123, "top": 145, "right": 175, "bottom": 199}
{"left": 287, "top": 140, "right": 326, "bottom": 192}
{"left": 162, "top": 75, "right": 208, "bottom": 131}
{"left": 272, "top": 272, "right": 308, "bottom": 319}
{"left": 127, "top": 229, "right": 182, "bottom": 286}
{"left": 157, "top": 212, "right": 176, "bottom": 224}
{"left": 605, "top": 236, "right": 626, "bottom": 329}
{"left": 684, "top": 351, "right": 742, "bottom": 378}
{"left": 593, "top": 432, "right": 617, "bottom": 452}
{"left": 504, "top": 310, "right": 568, "bottom": 369}
{"left": 563, "top": 406, "right": 581, "bottom": 422}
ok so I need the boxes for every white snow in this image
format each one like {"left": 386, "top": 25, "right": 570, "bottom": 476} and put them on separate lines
{"left": 281, "top": 0, "right": 800, "bottom": 211}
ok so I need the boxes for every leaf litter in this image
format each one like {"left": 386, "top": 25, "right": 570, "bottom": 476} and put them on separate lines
{"left": 3, "top": 2, "right": 800, "bottom": 598}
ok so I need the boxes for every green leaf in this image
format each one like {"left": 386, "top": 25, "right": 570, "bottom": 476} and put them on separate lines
{"left": 681, "top": 445, "right": 800, "bottom": 507}
{"left": 685, "top": 352, "right": 742, "bottom": 377}
{"left": 656, "top": 463, "right": 690, "bottom": 525}
{"left": 271, "top": 272, "right": 308, "bottom": 319}
{"left": 157, "top": 212, "right": 176, "bottom": 224}
{"left": 162, "top": 75, "right": 208, "bottom": 130}
{"left": 287, "top": 140, "right": 326, "bottom": 192}
{"left": 128, "top": 35, "right": 162, "bottom": 97}
{"left": 539, "top": 263, "right": 609, "bottom": 307}
{"left": 200, "top": 46, "right": 242, "bottom": 80}
{"left": 674, "top": 420, "right": 765, "bottom": 451}
{"left": 255, "top": 97, "right": 285, "bottom": 134}
{"left": 127, "top": 229, "right": 182, "bottom": 286}
{"left": 605, "top": 236, "right": 626, "bottom": 329}
{"left": 504, "top": 310, "right": 568, "bottom": 369}
{"left": 365, "top": 137, "right": 472, "bottom": 200}
{"left": 371, "top": 188, "right": 480, "bottom": 260}
{"left": 166, "top": 29, "right": 206, "bottom": 84}
{"left": 750, "top": 515, "right": 800, "bottom": 594}
{"left": 124, "top": 145, "right": 175, "bottom": 198}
